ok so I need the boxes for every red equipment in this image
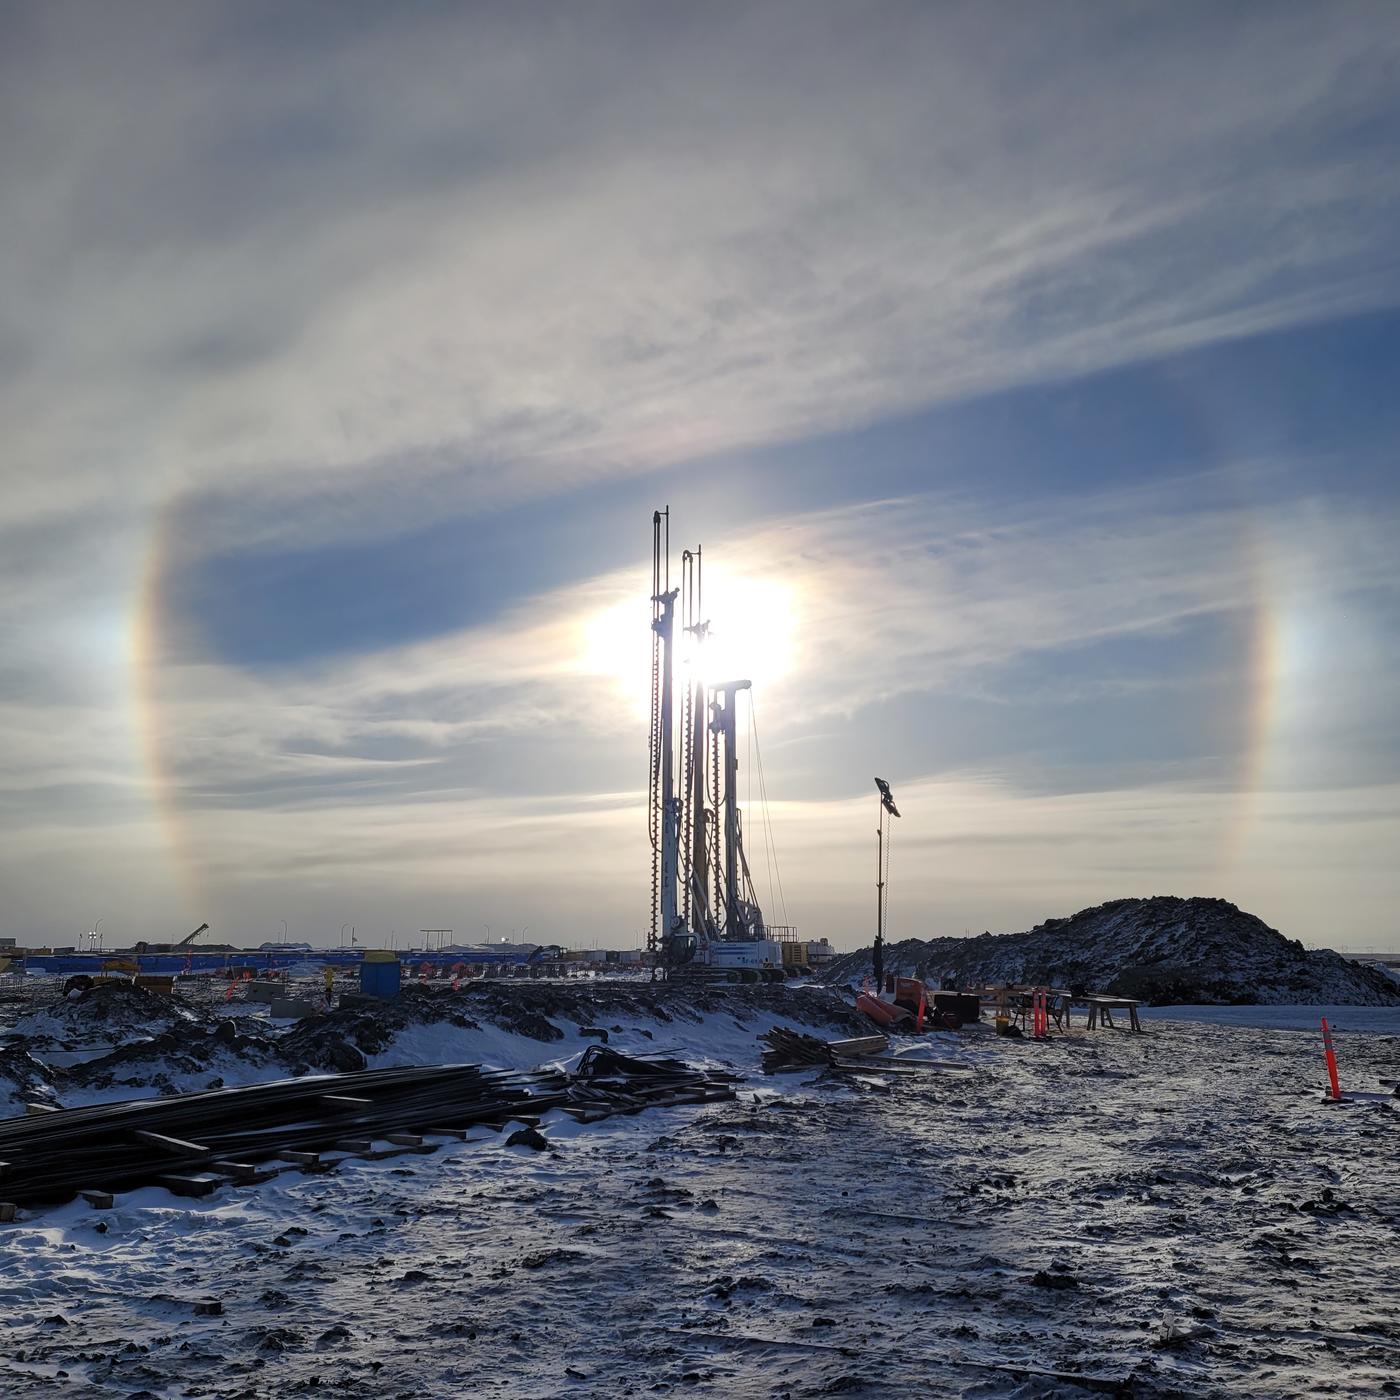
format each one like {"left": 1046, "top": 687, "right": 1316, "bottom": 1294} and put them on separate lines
{"left": 1321, "top": 1018, "right": 1343, "bottom": 1101}
{"left": 856, "top": 993, "right": 915, "bottom": 1029}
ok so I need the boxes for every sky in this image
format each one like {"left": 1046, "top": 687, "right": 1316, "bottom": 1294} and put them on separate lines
{"left": 2, "top": 0, "right": 1399, "bottom": 952}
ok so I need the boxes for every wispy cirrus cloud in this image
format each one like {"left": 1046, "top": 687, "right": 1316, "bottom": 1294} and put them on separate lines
{"left": 4, "top": 1, "right": 1400, "bottom": 554}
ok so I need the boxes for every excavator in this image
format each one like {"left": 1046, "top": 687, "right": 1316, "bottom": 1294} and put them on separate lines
{"left": 130, "top": 922, "right": 211, "bottom": 955}
{"left": 61, "top": 925, "right": 212, "bottom": 992}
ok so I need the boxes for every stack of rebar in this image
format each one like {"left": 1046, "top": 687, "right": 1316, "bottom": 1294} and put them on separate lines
{"left": 0, "top": 1053, "right": 737, "bottom": 1210}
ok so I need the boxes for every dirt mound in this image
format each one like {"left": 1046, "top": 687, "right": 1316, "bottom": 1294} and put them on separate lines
{"left": 3, "top": 979, "right": 872, "bottom": 1109}
{"left": 820, "top": 896, "right": 1400, "bottom": 1006}
{"left": 12, "top": 979, "right": 201, "bottom": 1046}
{"left": 65, "top": 1019, "right": 281, "bottom": 1096}
{"left": 0, "top": 1043, "right": 57, "bottom": 1116}
{"left": 456, "top": 980, "right": 870, "bottom": 1038}
{"left": 278, "top": 986, "right": 484, "bottom": 1071}
{"left": 278, "top": 981, "right": 870, "bottom": 1071}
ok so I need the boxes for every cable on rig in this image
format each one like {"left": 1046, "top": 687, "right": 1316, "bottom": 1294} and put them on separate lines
{"left": 748, "top": 696, "right": 790, "bottom": 930}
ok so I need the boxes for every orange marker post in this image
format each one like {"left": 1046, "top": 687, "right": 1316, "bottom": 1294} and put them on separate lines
{"left": 1321, "top": 1018, "right": 1343, "bottom": 1101}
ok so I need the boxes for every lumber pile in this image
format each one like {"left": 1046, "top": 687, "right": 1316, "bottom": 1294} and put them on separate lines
{"left": 759, "top": 1027, "right": 971, "bottom": 1077}
{"left": 760, "top": 1027, "right": 889, "bottom": 1073}
{"left": 561, "top": 1044, "right": 740, "bottom": 1120}
{"left": 0, "top": 1051, "right": 736, "bottom": 1211}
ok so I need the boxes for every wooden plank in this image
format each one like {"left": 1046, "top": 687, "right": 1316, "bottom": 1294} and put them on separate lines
{"left": 280, "top": 1150, "right": 321, "bottom": 1166}
{"left": 159, "top": 1174, "right": 219, "bottom": 1198}
{"left": 133, "top": 1129, "right": 209, "bottom": 1156}
{"left": 333, "top": 1138, "right": 374, "bottom": 1154}
{"left": 834, "top": 1055, "right": 969, "bottom": 1072}
{"left": 209, "top": 1160, "right": 261, "bottom": 1183}
{"left": 318, "top": 1095, "right": 374, "bottom": 1110}
{"left": 0, "top": 1202, "right": 18, "bottom": 1222}
{"left": 78, "top": 1189, "right": 114, "bottom": 1209}
{"left": 384, "top": 1132, "right": 423, "bottom": 1147}
{"left": 26, "top": 1102, "right": 59, "bottom": 1115}
{"left": 825, "top": 1035, "right": 891, "bottom": 1057}
{"left": 830, "top": 1058, "right": 967, "bottom": 1075}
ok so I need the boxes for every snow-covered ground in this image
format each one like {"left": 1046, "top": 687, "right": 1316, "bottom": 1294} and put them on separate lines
{"left": 1139, "top": 1003, "right": 1400, "bottom": 1034}
{"left": 1, "top": 1002, "right": 1397, "bottom": 1397}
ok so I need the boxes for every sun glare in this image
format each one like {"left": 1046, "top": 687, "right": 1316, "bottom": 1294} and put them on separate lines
{"left": 579, "top": 574, "right": 796, "bottom": 721}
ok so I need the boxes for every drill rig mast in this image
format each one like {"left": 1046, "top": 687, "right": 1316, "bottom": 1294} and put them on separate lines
{"left": 647, "top": 510, "right": 785, "bottom": 981}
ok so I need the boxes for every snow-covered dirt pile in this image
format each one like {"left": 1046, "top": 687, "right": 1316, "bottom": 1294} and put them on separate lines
{"left": 61, "top": 1020, "right": 285, "bottom": 1102}
{"left": 822, "top": 896, "right": 1400, "bottom": 1006}
{"left": 6, "top": 979, "right": 203, "bottom": 1050}
{"left": 277, "top": 980, "right": 871, "bottom": 1079}
{"left": 0, "top": 1044, "right": 58, "bottom": 1118}
{"left": 1, "top": 1009, "right": 1396, "bottom": 1398}
{"left": 7, "top": 982, "right": 871, "bottom": 1109}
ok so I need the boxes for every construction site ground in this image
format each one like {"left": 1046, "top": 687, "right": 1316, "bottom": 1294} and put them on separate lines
{"left": 1, "top": 984, "right": 1397, "bottom": 1398}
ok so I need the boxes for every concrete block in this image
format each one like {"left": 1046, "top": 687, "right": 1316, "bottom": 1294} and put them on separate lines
{"left": 269, "top": 998, "right": 316, "bottom": 1019}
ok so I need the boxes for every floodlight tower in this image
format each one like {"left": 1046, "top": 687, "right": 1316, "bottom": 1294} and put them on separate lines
{"left": 873, "top": 778, "right": 901, "bottom": 987}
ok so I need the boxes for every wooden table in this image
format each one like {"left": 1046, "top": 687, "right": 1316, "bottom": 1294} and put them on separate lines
{"left": 1082, "top": 995, "right": 1143, "bottom": 1032}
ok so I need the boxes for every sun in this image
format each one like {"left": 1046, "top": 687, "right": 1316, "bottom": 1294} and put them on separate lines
{"left": 579, "top": 572, "right": 796, "bottom": 720}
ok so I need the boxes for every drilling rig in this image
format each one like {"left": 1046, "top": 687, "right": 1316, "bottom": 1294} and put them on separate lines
{"left": 647, "top": 509, "right": 790, "bottom": 982}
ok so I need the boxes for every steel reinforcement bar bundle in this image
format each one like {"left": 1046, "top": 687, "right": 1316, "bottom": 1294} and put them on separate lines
{"left": 0, "top": 1049, "right": 736, "bottom": 1208}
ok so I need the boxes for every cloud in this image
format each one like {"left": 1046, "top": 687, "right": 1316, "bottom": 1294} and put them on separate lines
{"left": 4, "top": 4, "right": 1400, "bottom": 945}
{"left": 17, "top": 470, "right": 1370, "bottom": 941}
{"left": 4, "top": 2, "right": 1400, "bottom": 556}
